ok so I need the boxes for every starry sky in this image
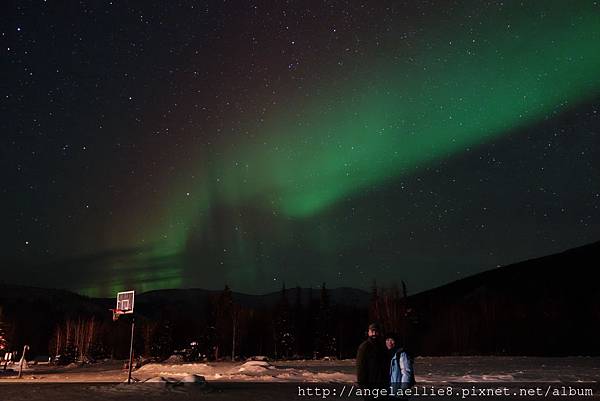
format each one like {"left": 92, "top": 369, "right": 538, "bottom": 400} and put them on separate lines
{"left": 2, "top": 1, "right": 599, "bottom": 297}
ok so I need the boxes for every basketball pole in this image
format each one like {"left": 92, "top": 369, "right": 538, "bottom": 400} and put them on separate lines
{"left": 17, "top": 345, "right": 29, "bottom": 379}
{"left": 113, "top": 291, "right": 136, "bottom": 383}
{"left": 127, "top": 316, "right": 135, "bottom": 384}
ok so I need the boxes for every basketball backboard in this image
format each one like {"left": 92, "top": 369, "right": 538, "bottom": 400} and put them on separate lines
{"left": 116, "top": 290, "right": 135, "bottom": 314}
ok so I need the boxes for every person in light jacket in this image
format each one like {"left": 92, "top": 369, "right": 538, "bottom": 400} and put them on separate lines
{"left": 385, "top": 333, "right": 415, "bottom": 398}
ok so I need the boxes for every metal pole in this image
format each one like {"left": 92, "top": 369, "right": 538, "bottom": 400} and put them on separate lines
{"left": 231, "top": 314, "right": 236, "bottom": 361}
{"left": 127, "top": 317, "right": 135, "bottom": 384}
{"left": 18, "top": 345, "right": 29, "bottom": 379}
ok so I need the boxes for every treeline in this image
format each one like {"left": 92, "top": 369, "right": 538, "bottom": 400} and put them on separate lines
{"left": 3, "top": 259, "right": 597, "bottom": 361}
{"left": 132, "top": 284, "right": 372, "bottom": 361}
{"left": 2, "top": 283, "right": 406, "bottom": 361}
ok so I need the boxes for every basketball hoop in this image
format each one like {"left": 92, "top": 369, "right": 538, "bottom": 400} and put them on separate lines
{"left": 110, "top": 291, "right": 135, "bottom": 321}
{"left": 110, "top": 308, "right": 126, "bottom": 322}
{"left": 110, "top": 290, "right": 136, "bottom": 384}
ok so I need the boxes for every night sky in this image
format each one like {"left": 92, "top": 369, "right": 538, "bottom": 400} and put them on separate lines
{"left": 2, "top": 1, "right": 599, "bottom": 297}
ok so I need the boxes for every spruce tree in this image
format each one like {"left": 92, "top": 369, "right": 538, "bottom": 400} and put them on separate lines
{"left": 315, "top": 283, "right": 336, "bottom": 357}
{"left": 0, "top": 307, "right": 8, "bottom": 353}
{"left": 274, "top": 283, "right": 294, "bottom": 359}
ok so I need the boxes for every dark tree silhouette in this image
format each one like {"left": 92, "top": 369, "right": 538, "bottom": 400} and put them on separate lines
{"left": 150, "top": 317, "right": 173, "bottom": 360}
{"left": 315, "top": 283, "right": 336, "bottom": 357}
{"left": 0, "top": 307, "right": 10, "bottom": 353}
{"left": 273, "top": 284, "right": 294, "bottom": 359}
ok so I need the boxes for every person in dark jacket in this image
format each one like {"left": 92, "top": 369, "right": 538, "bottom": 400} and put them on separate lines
{"left": 356, "top": 322, "right": 389, "bottom": 399}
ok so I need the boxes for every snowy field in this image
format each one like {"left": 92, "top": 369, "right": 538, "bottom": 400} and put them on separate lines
{"left": 0, "top": 357, "right": 598, "bottom": 400}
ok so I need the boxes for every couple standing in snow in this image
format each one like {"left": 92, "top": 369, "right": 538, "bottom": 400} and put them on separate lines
{"left": 356, "top": 322, "right": 415, "bottom": 400}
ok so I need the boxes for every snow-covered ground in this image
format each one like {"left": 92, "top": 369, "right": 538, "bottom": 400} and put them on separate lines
{"left": 132, "top": 356, "right": 600, "bottom": 384}
{"left": 133, "top": 359, "right": 355, "bottom": 383}
{"left": 5, "top": 356, "right": 598, "bottom": 383}
{"left": 0, "top": 357, "right": 598, "bottom": 400}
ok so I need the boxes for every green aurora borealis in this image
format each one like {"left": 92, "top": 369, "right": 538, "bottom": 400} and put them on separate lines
{"left": 4, "top": 1, "right": 600, "bottom": 296}
{"left": 126, "top": 3, "right": 600, "bottom": 296}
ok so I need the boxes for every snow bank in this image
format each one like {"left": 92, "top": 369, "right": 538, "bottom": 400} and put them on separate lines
{"left": 144, "top": 376, "right": 179, "bottom": 384}
{"left": 142, "top": 374, "right": 206, "bottom": 385}
{"left": 163, "top": 355, "right": 185, "bottom": 364}
{"left": 137, "top": 362, "right": 212, "bottom": 375}
{"left": 246, "top": 356, "right": 269, "bottom": 361}
{"left": 237, "top": 360, "right": 274, "bottom": 372}
{"left": 134, "top": 359, "right": 353, "bottom": 382}
{"left": 180, "top": 374, "right": 206, "bottom": 384}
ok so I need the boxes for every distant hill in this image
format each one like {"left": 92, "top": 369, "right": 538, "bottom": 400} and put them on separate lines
{"left": 0, "top": 284, "right": 111, "bottom": 316}
{"left": 0, "top": 284, "right": 370, "bottom": 319}
{"left": 406, "top": 241, "right": 600, "bottom": 355}
{"left": 1, "top": 241, "right": 599, "bottom": 357}
{"left": 137, "top": 286, "right": 370, "bottom": 312}
{"left": 412, "top": 240, "right": 599, "bottom": 302}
